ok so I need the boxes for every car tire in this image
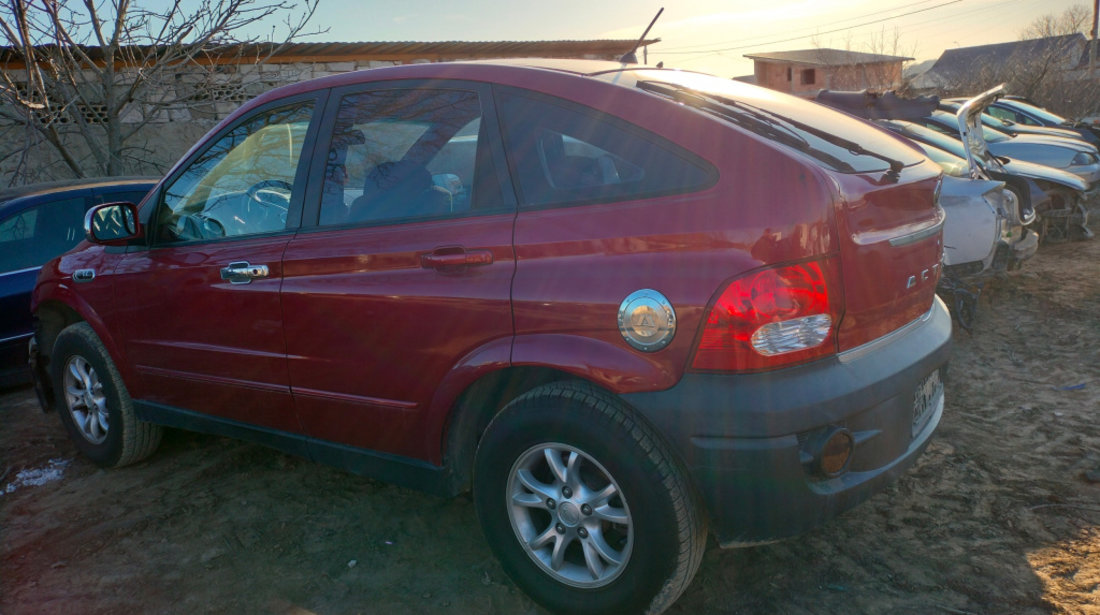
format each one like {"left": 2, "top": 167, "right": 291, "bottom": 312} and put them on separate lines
{"left": 473, "top": 381, "right": 706, "bottom": 615}
{"left": 50, "top": 322, "right": 162, "bottom": 467}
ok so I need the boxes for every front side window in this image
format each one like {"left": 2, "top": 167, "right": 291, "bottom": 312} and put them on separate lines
{"left": 319, "top": 88, "right": 502, "bottom": 226}
{"left": 0, "top": 197, "right": 86, "bottom": 272}
{"left": 155, "top": 102, "right": 313, "bottom": 243}
{"left": 497, "top": 88, "right": 715, "bottom": 208}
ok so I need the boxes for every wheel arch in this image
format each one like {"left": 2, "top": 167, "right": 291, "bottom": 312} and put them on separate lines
{"left": 432, "top": 333, "right": 687, "bottom": 496}
{"left": 32, "top": 289, "right": 129, "bottom": 411}
{"left": 437, "top": 365, "right": 575, "bottom": 496}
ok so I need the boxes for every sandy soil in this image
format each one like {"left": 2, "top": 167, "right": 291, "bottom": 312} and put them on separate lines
{"left": 2, "top": 239, "right": 1098, "bottom": 615}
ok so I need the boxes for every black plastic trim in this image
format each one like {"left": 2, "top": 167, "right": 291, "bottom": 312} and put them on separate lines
{"left": 134, "top": 401, "right": 453, "bottom": 496}
{"left": 621, "top": 298, "right": 952, "bottom": 544}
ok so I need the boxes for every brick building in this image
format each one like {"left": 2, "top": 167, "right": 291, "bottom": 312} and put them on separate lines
{"left": 744, "top": 48, "right": 912, "bottom": 97}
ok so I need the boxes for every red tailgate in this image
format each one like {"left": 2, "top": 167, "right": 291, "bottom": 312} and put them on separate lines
{"left": 831, "top": 162, "right": 945, "bottom": 351}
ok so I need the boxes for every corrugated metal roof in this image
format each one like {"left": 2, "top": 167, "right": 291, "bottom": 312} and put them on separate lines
{"left": 259, "top": 40, "right": 658, "bottom": 60}
{"left": 915, "top": 34, "right": 1085, "bottom": 89}
{"left": 743, "top": 48, "right": 913, "bottom": 66}
{"left": 0, "top": 39, "right": 659, "bottom": 65}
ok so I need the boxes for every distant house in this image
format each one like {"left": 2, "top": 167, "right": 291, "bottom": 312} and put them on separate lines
{"left": 910, "top": 34, "right": 1088, "bottom": 92}
{"left": 1065, "top": 38, "right": 1100, "bottom": 81}
{"left": 743, "top": 48, "right": 912, "bottom": 97}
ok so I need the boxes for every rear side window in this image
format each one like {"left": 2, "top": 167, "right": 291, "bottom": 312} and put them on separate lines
{"left": 0, "top": 196, "right": 86, "bottom": 272}
{"left": 318, "top": 88, "right": 505, "bottom": 226}
{"left": 496, "top": 88, "right": 715, "bottom": 208}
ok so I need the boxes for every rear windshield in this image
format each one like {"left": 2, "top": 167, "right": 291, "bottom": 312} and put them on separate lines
{"left": 881, "top": 120, "right": 968, "bottom": 159}
{"left": 911, "top": 142, "right": 968, "bottom": 177}
{"left": 625, "top": 70, "right": 924, "bottom": 174}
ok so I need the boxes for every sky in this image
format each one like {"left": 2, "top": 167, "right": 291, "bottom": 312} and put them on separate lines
{"left": 277, "top": 0, "right": 1092, "bottom": 77}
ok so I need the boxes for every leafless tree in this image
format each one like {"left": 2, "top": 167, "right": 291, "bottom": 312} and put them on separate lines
{"left": 1020, "top": 4, "right": 1091, "bottom": 40}
{"left": 0, "top": 0, "right": 320, "bottom": 185}
{"left": 1007, "top": 4, "right": 1098, "bottom": 115}
{"left": 920, "top": 5, "right": 1098, "bottom": 117}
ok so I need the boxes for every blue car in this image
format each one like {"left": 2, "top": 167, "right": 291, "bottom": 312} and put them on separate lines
{"left": 0, "top": 177, "right": 156, "bottom": 386}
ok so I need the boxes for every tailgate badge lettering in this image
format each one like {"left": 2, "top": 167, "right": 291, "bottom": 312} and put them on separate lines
{"left": 905, "top": 263, "right": 940, "bottom": 289}
{"left": 618, "top": 289, "right": 676, "bottom": 352}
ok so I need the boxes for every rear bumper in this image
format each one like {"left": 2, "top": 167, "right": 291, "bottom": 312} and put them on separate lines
{"left": 622, "top": 297, "right": 952, "bottom": 546}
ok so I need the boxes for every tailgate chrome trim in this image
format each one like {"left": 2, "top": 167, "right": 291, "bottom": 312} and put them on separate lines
{"left": 838, "top": 296, "right": 944, "bottom": 363}
{"left": 887, "top": 216, "right": 945, "bottom": 247}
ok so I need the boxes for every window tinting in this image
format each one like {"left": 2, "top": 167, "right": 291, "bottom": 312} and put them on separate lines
{"left": 497, "top": 88, "right": 715, "bottom": 208}
{"left": 633, "top": 72, "right": 925, "bottom": 174}
{"left": 0, "top": 197, "right": 86, "bottom": 272}
{"left": 319, "top": 88, "right": 502, "bottom": 226}
{"left": 156, "top": 102, "right": 313, "bottom": 243}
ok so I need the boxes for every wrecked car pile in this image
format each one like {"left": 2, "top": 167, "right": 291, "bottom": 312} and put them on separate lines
{"left": 816, "top": 85, "right": 1095, "bottom": 328}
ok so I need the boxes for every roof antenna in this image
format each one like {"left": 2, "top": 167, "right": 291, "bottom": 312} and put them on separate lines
{"left": 620, "top": 7, "right": 663, "bottom": 64}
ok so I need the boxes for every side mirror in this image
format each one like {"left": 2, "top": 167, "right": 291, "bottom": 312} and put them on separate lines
{"left": 84, "top": 202, "right": 143, "bottom": 245}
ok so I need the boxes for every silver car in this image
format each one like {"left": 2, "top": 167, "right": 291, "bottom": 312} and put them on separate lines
{"left": 940, "top": 98, "right": 1090, "bottom": 143}
{"left": 913, "top": 141, "right": 1037, "bottom": 275}
{"left": 954, "top": 86, "right": 1092, "bottom": 241}
{"left": 918, "top": 110, "right": 1100, "bottom": 188}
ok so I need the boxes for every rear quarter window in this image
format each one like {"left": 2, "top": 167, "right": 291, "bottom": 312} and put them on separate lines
{"left": 496, "top": 87, "right": 716, "bottom": 209}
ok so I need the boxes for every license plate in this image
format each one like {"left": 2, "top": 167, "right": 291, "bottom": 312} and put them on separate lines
{"left": 912, "top": 369, "right": 943, "bottom": 436}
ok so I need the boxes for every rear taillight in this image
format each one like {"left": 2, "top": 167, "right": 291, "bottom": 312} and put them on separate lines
{"left": 691, "top": 258, "right": 844, "bottom": 372}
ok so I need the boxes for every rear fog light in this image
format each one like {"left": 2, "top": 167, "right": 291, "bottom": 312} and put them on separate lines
{"left": 806, "top": 426, "right": 854, "bottom": 477}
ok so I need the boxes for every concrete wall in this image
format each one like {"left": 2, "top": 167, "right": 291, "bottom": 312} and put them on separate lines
{"left": 0, "top": 59, "right": 407, "bottom": 186}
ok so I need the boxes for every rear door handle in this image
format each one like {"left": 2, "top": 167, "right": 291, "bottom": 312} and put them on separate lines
{"left": 421, "top": 249, "right": 494, "bottom": 269}
{"left": 220, "top": 261, "right": 269, "bottom": 284}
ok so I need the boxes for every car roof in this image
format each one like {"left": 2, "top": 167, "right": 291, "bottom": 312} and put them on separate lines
{"left": 0, "top": 176, "right": 158, "bottom": 202}
{"left": 239, "top": 59, "right": 644, "bottom": 117}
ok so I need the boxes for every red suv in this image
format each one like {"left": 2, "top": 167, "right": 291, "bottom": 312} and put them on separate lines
{"left": 31, "top": 60, "right": 950, "bottom": 614}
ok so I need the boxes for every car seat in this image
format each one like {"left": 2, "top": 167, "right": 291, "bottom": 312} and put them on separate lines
{"left": 348, "top": 160, "right": 452, "bottom": 223}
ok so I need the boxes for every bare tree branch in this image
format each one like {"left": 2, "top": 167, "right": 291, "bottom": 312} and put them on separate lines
{"left": 0, "top": 0, "right": 323, "bottom": 182}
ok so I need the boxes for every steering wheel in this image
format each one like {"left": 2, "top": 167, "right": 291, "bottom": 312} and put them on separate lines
{"left": 174, "top": 213, "right": 226, "bottom": 241}
{"left": 173, "top": 213, "right": 225, "bottom": 241}
{"left": 246, "top": 179, "right": 293, "bottom": 213}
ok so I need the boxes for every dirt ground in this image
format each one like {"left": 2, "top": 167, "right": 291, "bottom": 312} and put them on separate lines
{"left": 2, "top": 239, "right": 1098, "bottom": 615}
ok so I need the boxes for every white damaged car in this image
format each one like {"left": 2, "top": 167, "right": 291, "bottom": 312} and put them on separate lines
{"left": 955, "top": 85, "right": 1092, "bottom": 243}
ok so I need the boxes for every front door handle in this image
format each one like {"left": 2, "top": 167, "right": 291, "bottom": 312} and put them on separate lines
{"left": 421, "top": 249, "right": 494, "bottom": 269}
{"left": 220, "top": 261, "right": 269, "bottom": 285}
